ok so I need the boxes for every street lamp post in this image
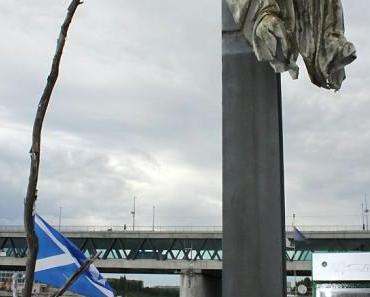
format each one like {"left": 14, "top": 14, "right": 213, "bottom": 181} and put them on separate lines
{"left": 131, "top": 197, "right": 136, "bottom": 231}
{"left": 58, "top": 206, "right": 62, "bottom": 231}
{"left": 152, "top": 206, "right": 155, "bottom": 232}
{"left": 365, "top": 194, "right": 369, "bottom": 231}
{"left": 362, "top": 203, "right": 365, "bottom": 231}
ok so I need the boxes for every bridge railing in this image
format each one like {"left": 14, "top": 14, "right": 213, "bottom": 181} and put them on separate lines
{"left": 0, "top": 225, "right": 366, "bottom": 233}
{"left": 285, "top": 225, "right": 365, "bottom": 232}
{"left": 60, "top": 225, "right": 224, "bottom": 232}
{"left": 0, "top": 225, "right": 224, "bottom": 233}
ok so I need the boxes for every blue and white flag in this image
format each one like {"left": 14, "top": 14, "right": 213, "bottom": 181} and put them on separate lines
{"left": 293, "top": 226, "right": 306, "bottom": 242}
{"left": 34, "top": 214, "right": 115, "bottom": 297}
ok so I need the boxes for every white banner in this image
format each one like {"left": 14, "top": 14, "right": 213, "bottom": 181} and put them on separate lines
{"left": 313, "top": 252, "right": 370, "bottom": 281}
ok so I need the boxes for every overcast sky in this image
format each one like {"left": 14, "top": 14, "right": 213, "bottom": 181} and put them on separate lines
{"left": 0, "top": 0, "right": 369, "bottom": 232}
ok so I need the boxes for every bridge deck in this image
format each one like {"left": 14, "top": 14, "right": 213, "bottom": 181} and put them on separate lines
{"left": 1, "top": 229, "right": 370, "bottom": 274}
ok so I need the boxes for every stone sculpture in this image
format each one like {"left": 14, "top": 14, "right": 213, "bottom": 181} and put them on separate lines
{"left": 225, "top": 0, "right": 357, "bottom": 90}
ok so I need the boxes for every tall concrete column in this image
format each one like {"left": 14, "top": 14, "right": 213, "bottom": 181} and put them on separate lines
{"left": 222, "top": 1, "right": 286, "bottom": 297}
{"left": 179, "top": 270, "right": 221, "bottom": 297}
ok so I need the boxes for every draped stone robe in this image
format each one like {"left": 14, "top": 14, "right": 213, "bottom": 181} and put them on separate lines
{"left": 226, "top": 0, "right": 356, "bottom": 90}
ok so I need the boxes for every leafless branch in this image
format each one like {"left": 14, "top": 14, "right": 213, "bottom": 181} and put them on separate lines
{"left": 23, "top": 1, "right": 83, "bottom": 297}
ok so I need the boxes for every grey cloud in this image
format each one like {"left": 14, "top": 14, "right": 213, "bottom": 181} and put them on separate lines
{"left": 0, "top": 0, "right": 369, "bottom": 232}
{"left": 0, "top": 0, "right": 222, "bottom": 174}
{"left": 282, "top": 40, "right": 370, "bottom": 226}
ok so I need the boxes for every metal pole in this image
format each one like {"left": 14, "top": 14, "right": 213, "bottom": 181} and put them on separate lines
{"left": 11, "top": 273, "right": 17, "bottom": 297}
{"left": 362, "top": 202, "right": 365, "bottom": 231}
{"left": 58, "top": 207, "right": 62, "bottom": 231}
{"left": 365, "top": 194, "right": 369, "bottom": 231}
{"left": 131, "top": 196, "right": 136, "bottom": 231}
{"left": 152, "top": 206, "right": 155, "bottom": 232}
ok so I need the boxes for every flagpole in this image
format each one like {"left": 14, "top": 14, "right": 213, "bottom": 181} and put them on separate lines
{"left": 52, "top": 252, "right": 102, "bottom": 297}
{"left": 35, "top": 215, "right": 114, "bottom": 297}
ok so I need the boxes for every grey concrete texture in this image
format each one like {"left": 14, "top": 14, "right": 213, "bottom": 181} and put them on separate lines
{"left": 0, "top": 256, "right": 312, "bottom": 274}
{"left": 222, "top": 1, "right": 286, "bottom": 297}
{"left": 222, "top": 0, "right": 240, "bottom": 32}
{"left": 180, "top": 272, "right": 221, "bottom": 297}
{"left": 0, "top": 257, "right": 222, "bottom": 274}
{"left": 2, "top": 230, "right": 369, "bottom": 240}
{"left": 0, "top": 231, "right": 222, "bottom": 239}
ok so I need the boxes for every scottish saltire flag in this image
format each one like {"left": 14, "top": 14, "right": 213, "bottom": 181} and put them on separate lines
{"left": 293, "top": 226, "right": 306, "bottom": 242}
{"left": 34, "top": 214, "right": 115, "bottom": 297}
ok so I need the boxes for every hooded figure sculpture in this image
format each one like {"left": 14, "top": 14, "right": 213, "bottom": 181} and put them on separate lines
{"left": 225, "top": 0, "right": 356, "bottom": 90}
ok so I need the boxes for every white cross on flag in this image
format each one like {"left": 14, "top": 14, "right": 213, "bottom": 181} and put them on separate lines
{"left": 34, "top": 214, "right": 115, "bottom": 297}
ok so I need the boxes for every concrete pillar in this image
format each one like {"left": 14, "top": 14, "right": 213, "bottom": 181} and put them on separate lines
{"left": 222, "top": 1, "right": 287, "bottom": 297}
{"left": 179, "top": 271, "right": 221, "bottom": 297}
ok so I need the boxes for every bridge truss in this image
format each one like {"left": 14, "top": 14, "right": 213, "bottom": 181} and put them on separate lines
{"left": 2, "top": 231, "right": 370, "bottom": 274}
{"left": 0, "top": 233, "right": 222, "bottom": 261}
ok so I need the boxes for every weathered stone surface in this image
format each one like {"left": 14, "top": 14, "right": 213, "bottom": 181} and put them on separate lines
{"left": 225, "top": 0, "right": 356, "bottom": 90}
{"left": 180, "top": 272, "right": 221, "bottom": 297}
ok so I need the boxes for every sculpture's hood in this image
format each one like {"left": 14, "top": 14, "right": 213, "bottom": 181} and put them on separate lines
{"left": 224, "top": 0, "right": 357, "bottom": 90}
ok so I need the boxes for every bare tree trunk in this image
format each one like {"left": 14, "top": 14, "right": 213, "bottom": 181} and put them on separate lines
{"left": 23, "top": 1, "right": 83, "bottom": 297}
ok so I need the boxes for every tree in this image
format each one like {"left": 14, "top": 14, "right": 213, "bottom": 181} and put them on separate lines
{"left": 23, "top": 1, "right": 83, "bottom": 297}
